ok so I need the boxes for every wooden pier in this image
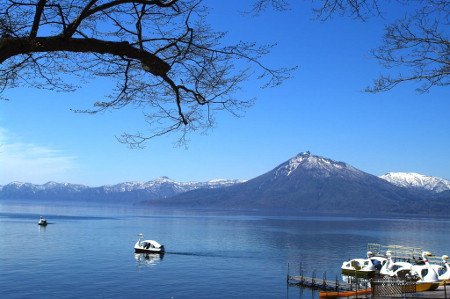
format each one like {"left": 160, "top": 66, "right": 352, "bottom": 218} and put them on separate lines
{"left": 288, "top": 272, "right": 449, "bottom": 298}
{"left": 288, "top": 274, "right": 355, "bottom": 291}
{"left": 288, "top": 273, "right": 371, "bottom": 298}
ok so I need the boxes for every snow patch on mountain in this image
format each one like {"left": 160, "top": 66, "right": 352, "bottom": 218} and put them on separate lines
{"left": 99, "top": 177, "right": 244, "bottom": 193}
{"left": 1, "top": 177, "right": 244, "bottom": 196}
{"left": 274, "top": 151, "right": 364, "bottom": 178}
{"left": 380, "top": 172, "right": 450, "bottom": 193}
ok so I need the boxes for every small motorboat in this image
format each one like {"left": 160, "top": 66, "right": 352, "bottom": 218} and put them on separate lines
{"left": 38, "top": 216, "right": 48, "bottom": 226}
{"left": 134, "top": 234, "right": 165, "bottom": 254}
{"left": 341, "top": 251, "right": 387, "bottom": 277}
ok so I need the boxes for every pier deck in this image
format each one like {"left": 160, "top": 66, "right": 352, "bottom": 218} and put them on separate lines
{"left": 288, "top": 275, "right": 361, "bottom": 291}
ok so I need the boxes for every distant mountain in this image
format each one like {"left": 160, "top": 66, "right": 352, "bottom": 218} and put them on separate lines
{"left": 0, "top": 177, "right": 243, "bottom": 204}
{"left": 3, "top": 152, "right": 450, "bottom": 217}
{"left": 146, "top": 152, "right": 432, "bottom": 216}
{"left": 380, "top": 172, "right": 450, "bottom": 193}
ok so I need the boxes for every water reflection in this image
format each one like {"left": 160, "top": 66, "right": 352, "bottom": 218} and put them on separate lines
{"left": 134, "top": 253, "right": 164, "bottom": 268}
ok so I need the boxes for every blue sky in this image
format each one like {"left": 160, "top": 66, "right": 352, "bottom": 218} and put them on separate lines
{"left": 1, "top": 1, "right": 449, "bottom": 186}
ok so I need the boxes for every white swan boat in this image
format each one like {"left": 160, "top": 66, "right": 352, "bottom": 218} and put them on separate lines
{"left": 38, "top": 216, "right": 48, "bottom": 226}
{"left": 431, "top": 255, "right": 450, "bottom": 285}
{"left": 134, "top": 234, "right": 165, "bottom": 254}
{"left": 341, "top": 251, "right": 387, "bottom": 276}
{"left": 380, "top": 250, "right": 440, "bottom": 291}
{"left": 379, "top": 250, "right": 413, "bottom": 277}
{"left": 410, "top": 251, "right": 440, "bottom": 291}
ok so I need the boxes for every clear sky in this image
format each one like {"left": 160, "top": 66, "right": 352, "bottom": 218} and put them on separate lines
{"left": 1, "top": 1, "right": 449, "bottom": 186}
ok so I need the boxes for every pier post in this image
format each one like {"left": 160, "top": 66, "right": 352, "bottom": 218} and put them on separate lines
{"left": 287, "top": 263, "right": 290, "bottom": 284}
{"left": 444, "top": 280, "right": 447, "bottom": 299}
{"left": 312, "top": 270, "right": 316, "bottom": 287}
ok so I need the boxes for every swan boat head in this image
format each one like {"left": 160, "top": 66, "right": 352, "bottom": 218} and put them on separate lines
{"left": 380, "top": 250, "right": 413, "bottom": 277}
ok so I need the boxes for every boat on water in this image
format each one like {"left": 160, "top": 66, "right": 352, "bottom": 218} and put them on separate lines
{"left": 380, "top": 250, "right": 440, "bottom": 291}
{"left": 134, "top": 234, "right": 165, "bottom": 254}
{"left": 430, "top": 255, "right": 450, "bottom": 286}
{"left": 410, "top": 251, "right": 440, "bottom": 291}
{"left": 341, "top": 251, "right": 387, "bottom": 277}
{"left": 379, "top": 250, "right": 413, "bottom": 277}
{"left": 38, "top": 216, "right": 48, "bottom": 226}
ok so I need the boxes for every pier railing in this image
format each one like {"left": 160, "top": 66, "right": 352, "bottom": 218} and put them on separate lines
{"left": 367, "top": 243, "right": 423, "bottom": 261}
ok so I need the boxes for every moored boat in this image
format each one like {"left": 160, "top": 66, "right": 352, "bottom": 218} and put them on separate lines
{"left": 380, "top": 250, "right": 440, "bottom": 291}
{"left": 379, "top": 250, "right": 413, "bottom": 277}
{"left": 430, "top": 255, "right": 450, "bottom": 285}
{"left": 341, "top": 251, "right": 386, "bottom": 277}
{"left": 319, "top": 288, "right": 372, "bottom": 298}
{"left": 410, "top": 251, "right": 440, "bottom": 291}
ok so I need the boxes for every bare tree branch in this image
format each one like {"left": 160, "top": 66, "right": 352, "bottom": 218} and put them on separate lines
{"left": 0, "top": 0, "right": 291, "bottom": 146}
{"left": 249, "top": 0, "right": 449, "bottom": 93}
{"left": 0, "top": 36, "right": 170, "bottom": 76}
{"left": 367, "top": 4, "right": 450, "bottom": 93}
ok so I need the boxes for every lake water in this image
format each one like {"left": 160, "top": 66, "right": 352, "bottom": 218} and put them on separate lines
{"left": 1, "top": 201, "right": 449, "bottom": 299}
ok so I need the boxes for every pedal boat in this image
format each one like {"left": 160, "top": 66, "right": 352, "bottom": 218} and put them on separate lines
{"left": 341, "top": 251, "right": 386, "bottom": 277}
{"left": 134, "top": 234, "right": 165, "bottom": 254}
{"left": 38, "top": 216, "right": 48, "bottom": 226}
{"left": 380, "top": 250, "right": 440, "bottom": 292}
{"left": 431, "top": 255, "right": 450, "bottom": 286}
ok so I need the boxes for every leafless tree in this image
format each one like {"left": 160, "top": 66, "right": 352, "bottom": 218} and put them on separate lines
{"left": 252, "top": 0, "right": 449, "bottom": 93}
{"left": 0, "top": 0, "right": 292, "bottom": 147}
{"left": 367, "top": 1, "right": 449, "bottom": 93}
{"left": 251, "top": 0, "right": 382, "bottom": 19}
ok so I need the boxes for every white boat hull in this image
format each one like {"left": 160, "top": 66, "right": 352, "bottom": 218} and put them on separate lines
{"left": 134, "top": 246, "right": 165, "bottom": 254}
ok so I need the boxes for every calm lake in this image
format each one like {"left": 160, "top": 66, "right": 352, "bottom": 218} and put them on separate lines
{"left": 1, "top": 201, "right": 449, "bottom": 299}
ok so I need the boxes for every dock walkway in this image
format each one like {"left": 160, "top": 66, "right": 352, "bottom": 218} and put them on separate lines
{"left": 288, "top": 274, "right": 365, "bottom": 292}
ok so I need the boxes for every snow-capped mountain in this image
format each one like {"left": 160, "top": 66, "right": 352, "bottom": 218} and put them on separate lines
{"left": 273, "top": 151, "right": 365, "bottom": 179}
{"left": 148, "top": 152, "right": 417, "bottom": 215}
{"left": 380, "top": 172, "right": 450, "bottom": 193}
{"left": 0, "top": 177, "right": 243, "bottom": 203}
{"left": 3, "top": 152, "right": 450, "bottom": 216}
{"left": 100, "top": 176, "right": 242, "bottom": 193}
